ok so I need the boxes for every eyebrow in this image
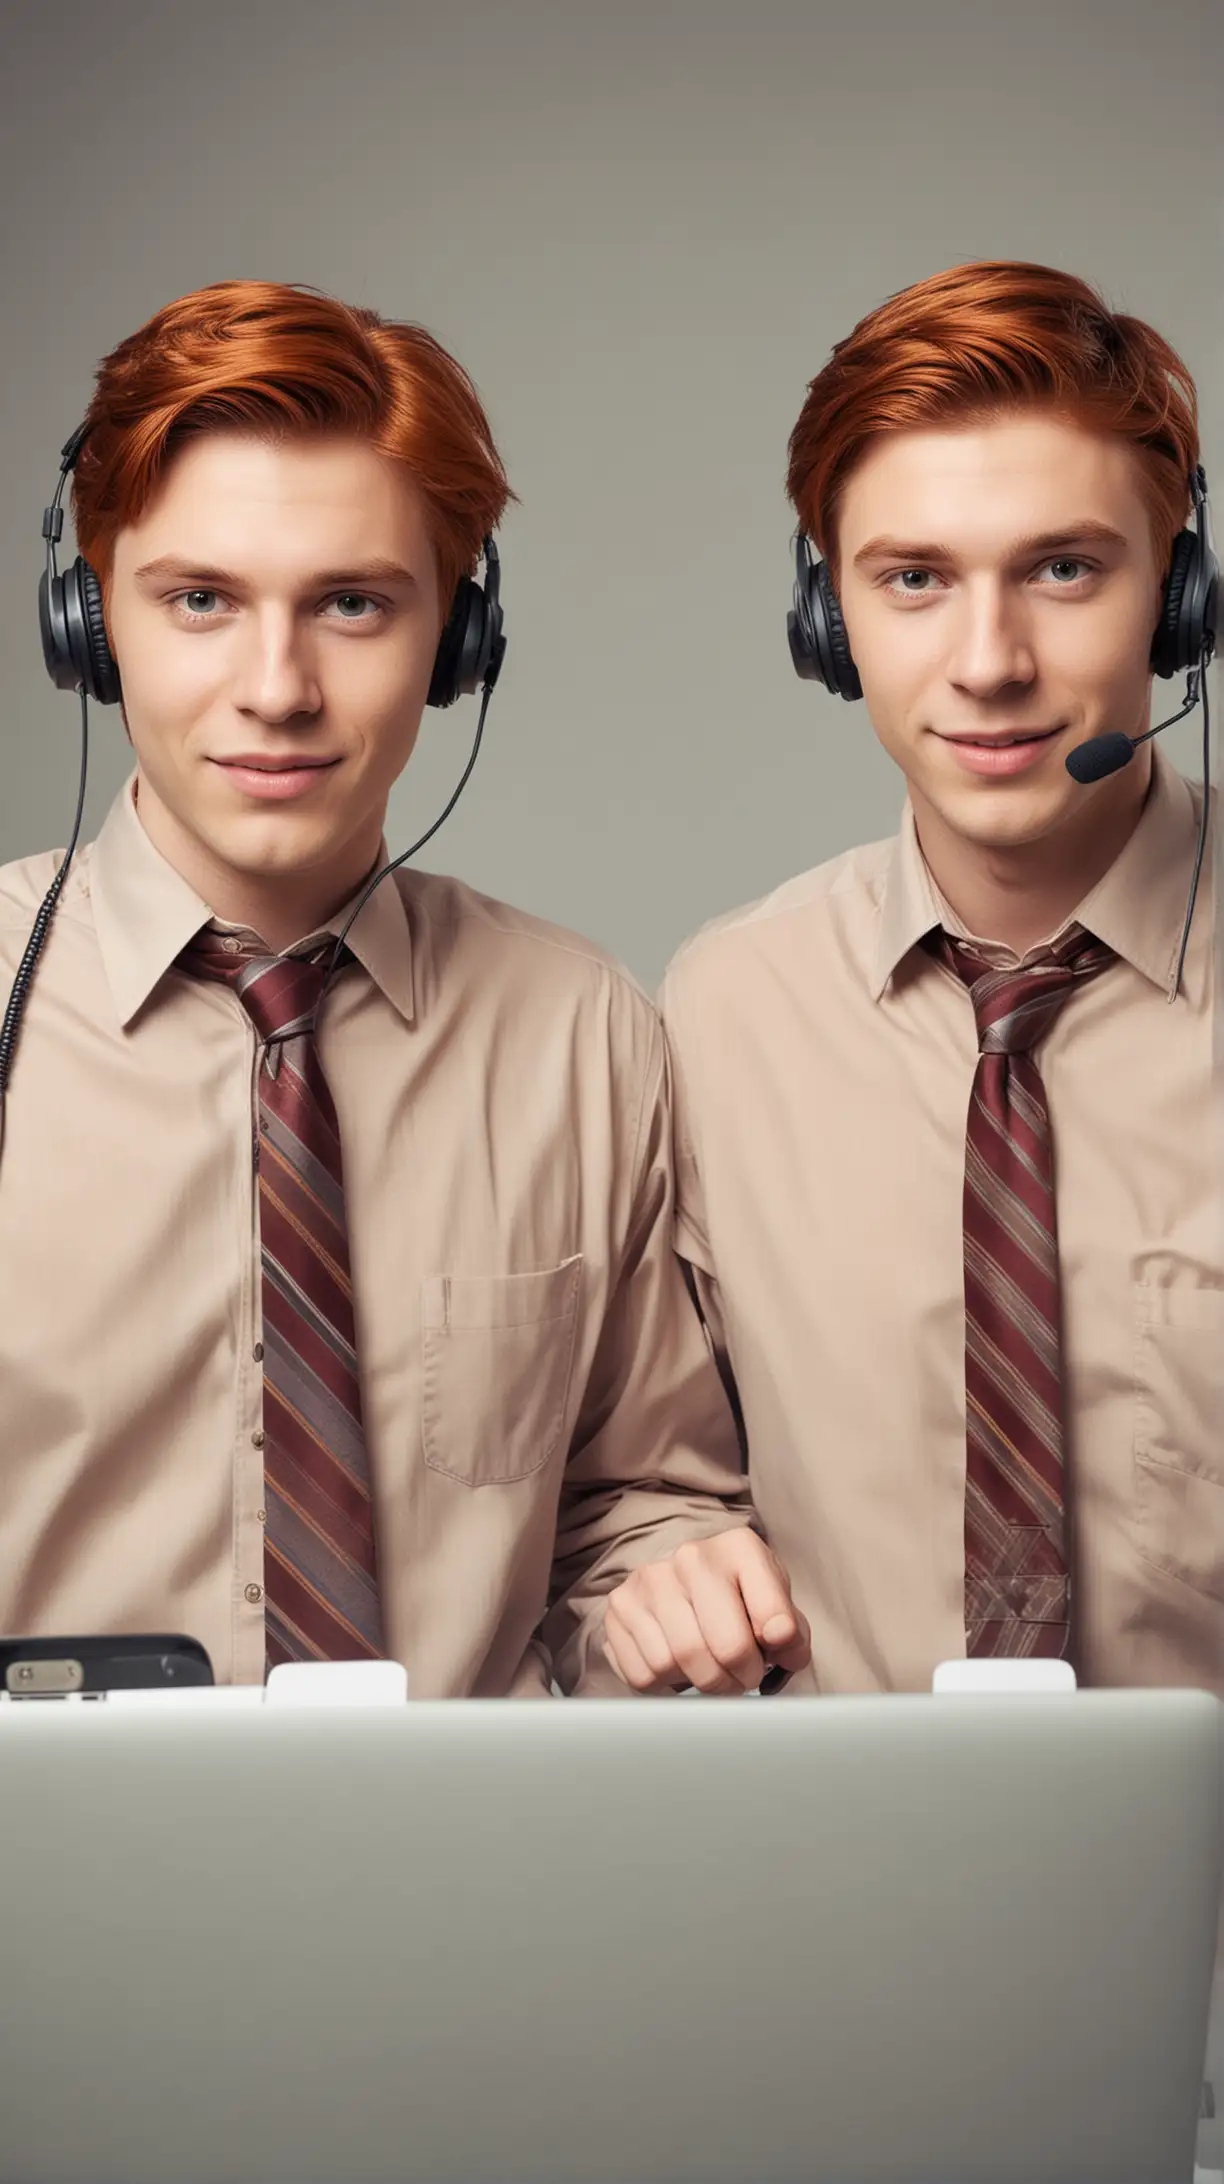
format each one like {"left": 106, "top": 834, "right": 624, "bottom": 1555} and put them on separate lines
{"left": 131, "top": 555, "right": 420, "bottom": 589}
{"left": 851, "top": 521, "right": 1130, "bottom": 569}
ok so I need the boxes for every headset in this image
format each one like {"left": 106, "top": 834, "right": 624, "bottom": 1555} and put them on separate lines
{"left": 787, "top": 462, "right": 1218, "bottom": 703}
{"left": 0, "top": 424, "right": 508, "bottom": 1136}
{"left": 787, "top": 465, "right": 1219, "bottom": 996}
{"left": 38, "top": 422, "right": 506, "bottom": 712}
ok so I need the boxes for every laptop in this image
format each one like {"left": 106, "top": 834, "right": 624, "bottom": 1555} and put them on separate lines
{"left": 0, "top": 1689, "right": 1219, "bottom": 2184}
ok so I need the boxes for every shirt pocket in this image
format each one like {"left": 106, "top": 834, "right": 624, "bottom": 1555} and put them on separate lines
{"left": 421, "top": 1256, "right": 584, "bottom": 1487}
{"left": 1132, "top": 1284, "right": 1224, "bottom": 1600}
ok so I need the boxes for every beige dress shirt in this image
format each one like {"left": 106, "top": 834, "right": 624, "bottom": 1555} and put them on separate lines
{"left": 661, "top": 749, "right": 1223, "bottom": 1696}
{"left": 0, "top": 778, "right": 748, "bottom": 1695}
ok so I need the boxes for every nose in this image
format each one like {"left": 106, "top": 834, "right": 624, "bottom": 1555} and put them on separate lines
{"left": 945, "top": 578, "right": 1037, "bottom": 700}
{"left": 231, "top": 607, "right": 323, "bottom": 724}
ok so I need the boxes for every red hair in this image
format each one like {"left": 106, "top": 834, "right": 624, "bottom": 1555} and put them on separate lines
{"left": 787, "top": 261, "right": 1199, "bottom": 583}
{"left": 71, "top": 279, "right": 514, "bottom": 613}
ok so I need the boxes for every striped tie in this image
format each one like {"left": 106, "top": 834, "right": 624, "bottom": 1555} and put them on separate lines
{"left": 178, "top": 925, "right": 384, "bottom": 1670}
{"left": 928, "top": 923, "right": 1116, "bottom": 1658}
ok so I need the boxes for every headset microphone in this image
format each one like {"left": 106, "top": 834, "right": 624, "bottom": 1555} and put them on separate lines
{"left": 1064, "top": 732, "right": 1137, "bottom": 785}
{"left": 1065, "top": 666, "right": 1205, "bottom": 785}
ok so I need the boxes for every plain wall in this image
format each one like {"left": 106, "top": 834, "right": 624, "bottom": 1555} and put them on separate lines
{"left": 1, "top": 0, "right": 1221, "bottom": 988}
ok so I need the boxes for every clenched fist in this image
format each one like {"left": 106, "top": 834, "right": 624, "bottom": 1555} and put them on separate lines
{"left": 603, "top": 1529, "right": 811, "bottom": 1695}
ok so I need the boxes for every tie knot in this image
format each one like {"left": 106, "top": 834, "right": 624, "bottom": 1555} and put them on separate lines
{"left": 929, "top": 923, "right": 1116, "bottom": 1055}
{"left": 178, "top": 926, "right": 344, "bottom": 1047}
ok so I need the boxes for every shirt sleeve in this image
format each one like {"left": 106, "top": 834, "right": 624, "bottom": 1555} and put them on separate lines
{"left": 541, "top": 1000, "right": 755, "bottom": 1694}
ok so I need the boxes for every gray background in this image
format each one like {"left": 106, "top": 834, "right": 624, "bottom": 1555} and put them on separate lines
{"left": 1, "top": 0, "right": 1221, "bottom": 988}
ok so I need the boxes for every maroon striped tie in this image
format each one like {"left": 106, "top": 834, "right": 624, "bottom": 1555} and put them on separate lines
{"left": 928, "top": 923, "right": 1116, "bottom": 1658}
{"left": 178, "top": 926, "right": 383, "bottom": 1670}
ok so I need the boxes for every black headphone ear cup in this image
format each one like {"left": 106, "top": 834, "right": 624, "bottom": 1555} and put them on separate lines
{"left": 1204, "top": 560, "right": 1219, "bottom": 664}
{"left": 787, "top": 562, "right": 824, "bottom": 685}
{"left": 788, "top": 541, "right": 862, "bottom": 701}
{"left": 75, "top": 560, "right": 121, "bottom": 704}
{"left": 38, "top": 555, "right": 120, "bottom": 703}
{"left": 39, "top": 566, "right": 75, "bottom": 692}
{"left": 814, "top": 563, "right": 863, "bottom": 703}
{"left": 1152, "top": 530, "right": 1196, "bottom": 680}
{"left": 428, "top": 577, "right": 484, "bottom": 709}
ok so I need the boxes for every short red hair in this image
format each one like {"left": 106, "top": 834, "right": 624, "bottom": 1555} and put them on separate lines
{"left": 787, "top": 260, "right": 1199, "bottom": 583}
{"left": 71, "top": 279, "right": 514, "bottom": 613}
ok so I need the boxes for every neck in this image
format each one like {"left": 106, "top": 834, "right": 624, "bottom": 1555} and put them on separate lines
{"left": 133, "top": 773, "right": 384, "bottom": 954}
{"left": 910, "top": 745, "right": 1154, "bottom": 954}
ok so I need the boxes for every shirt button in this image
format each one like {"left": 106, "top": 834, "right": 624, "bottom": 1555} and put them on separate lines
{"left": 223, "top": 937, "right": 241, "bottom": 954}
{"left": 256, "top": 1509, "right": 267, "bottom": 1525}
{"left": 245, "top": 1583, "right": 263, "bottom": 1604}
{"left": 253, "top": 1342, "right": 264, "bottom": 1363}
{"left": 252, "top": 1429, "right": 266, "bottom": 1448}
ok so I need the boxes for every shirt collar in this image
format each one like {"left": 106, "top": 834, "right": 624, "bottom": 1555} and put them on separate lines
{"left": 869, "top": 806, "right": 946, "bottom": 1001}
{"left": 88, "top": 773, "right": 415, "bottom": 1030}
{"left": 869, "top": 747, "right": 1212, "bottom": 1005}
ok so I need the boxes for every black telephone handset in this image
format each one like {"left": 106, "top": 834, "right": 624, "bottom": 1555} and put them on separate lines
{"left": 0, "top": 1632, "right": 214, "bottom": 1698}
{"left": 758, "top": 1664, "right": 792, "bottom": 1695}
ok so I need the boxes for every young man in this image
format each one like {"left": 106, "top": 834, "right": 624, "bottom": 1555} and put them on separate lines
{"left": 0, "top": 278, "right": 789, "bottom": 1697}
{"left": 603, "top": 261, "right": 1223, "bottom": 1699}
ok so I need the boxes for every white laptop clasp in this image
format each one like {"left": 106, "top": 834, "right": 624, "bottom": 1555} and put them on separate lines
{"left": 266, "top": 1659, "right": 409, "bottom": 1706}
{"left": 932, "top": 1657, "right": 1078, "bottom": 1694}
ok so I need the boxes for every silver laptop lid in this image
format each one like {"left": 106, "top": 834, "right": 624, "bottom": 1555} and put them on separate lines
{"left": 0, "top": 1690, "right": 1219, "bottom": 2184}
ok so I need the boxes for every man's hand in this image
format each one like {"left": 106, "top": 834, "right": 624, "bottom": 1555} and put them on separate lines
{"left": 602, "top": 1530, "right": 811, "bottom": 1695}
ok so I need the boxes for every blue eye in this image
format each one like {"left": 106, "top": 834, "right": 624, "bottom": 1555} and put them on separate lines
{"left": 182, "top": 590, "right": 219, "bottom": 615}
{"left": 330, "top": 594, "right": 376, "bottom": 618}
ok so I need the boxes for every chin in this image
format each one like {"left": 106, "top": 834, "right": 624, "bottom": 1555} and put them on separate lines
{"left": 943, "top": 793, "right": 1079, "bottom": 851}
{"left": 205, "top": 821, "right": 334, "bottom": 878}
{"left": 914, "top": 764, "right": 1063, "bottom": 834}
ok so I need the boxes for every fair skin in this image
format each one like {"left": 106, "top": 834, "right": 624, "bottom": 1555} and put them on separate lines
{"left": 603, "top": 1531, "right": 812, "bottom": 1697}
{"left": 833, "top": 410, "right": 1164, "bottom": 953}
{"left": 106, "top": 429, "right": 445, "bottom": 952}
{"left": 606, "top": 408, "right": 1170, "bottom": 1693}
